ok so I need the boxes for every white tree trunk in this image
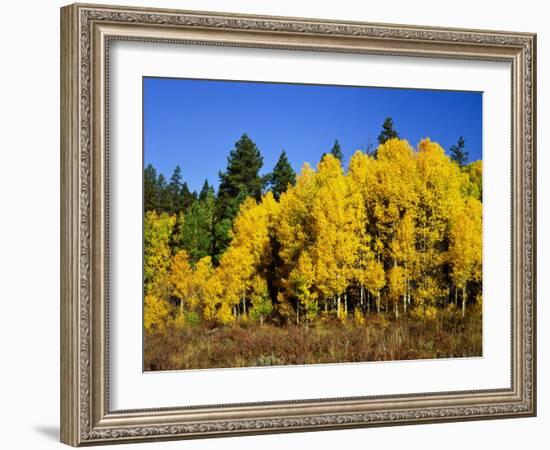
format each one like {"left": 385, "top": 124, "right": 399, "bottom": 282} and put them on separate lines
{"left": 455, "top": 287, "right": 458, "bottom": 307}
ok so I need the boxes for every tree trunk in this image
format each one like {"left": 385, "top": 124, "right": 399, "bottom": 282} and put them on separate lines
{"left": 260, "top": 314, "right": 263, "bottom": 326}
{"left": 462, "top": 285, "right": 466, "bottom": 318}
{"left": 344, "top": 293, "right": 348, "bottom": 317}
{"left": 394, "top": 300, "right": 399, "bottom": 319}
{"left": 242, "top": 291, "right": 247, "bottom": 316}
{"left": 366, "top": 290, "right": 370, "bottom": 313}
{"left": 337, "top": 294, "right": 341, "bottom": 318}
{"left": 403, "top": 294, "right": 407, "bottom": 313}
{"left": 455, "top": 287, "right": 458, "bottom": 307}
{"left": 376, "top": 292, "right": 381, "bottom": 315}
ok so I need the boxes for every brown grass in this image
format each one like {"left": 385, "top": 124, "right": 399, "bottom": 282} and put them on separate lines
{"left": 144, "top": 307, "right": 482, "bottom": 371}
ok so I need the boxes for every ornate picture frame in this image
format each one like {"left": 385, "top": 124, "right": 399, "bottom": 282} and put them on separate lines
{"left": 60, "top": 3, "right": 536, "bottom": 446}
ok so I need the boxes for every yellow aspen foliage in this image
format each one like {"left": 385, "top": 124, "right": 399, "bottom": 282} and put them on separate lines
{"left": 216, "top": 247, "right": 246, "bottom": 323}
{"left": 191, "top": 256, "right": 219, "bottom": 321}
{"left": 170, "top": 250, "right": 198, "bottom": 313}
{"left": 311, "top": 154, "right": 360, "bottom": 315}
{"left": 415, "top": 138, "right": 465, "bottom": 308}
{"left": 215, "top": 192, "right": 281, "bottom": 322}
{"left": 144, "top": 211, "right": 176, "bottom": 296}
{"left": 170, "top": 252, "right": 225, "bottom": 325}
{"left": 276, "top": 164, "right": 320, "bottom": 317}
{"left": 388, "top": 264, "right": 406, "bottom": 318}
{"left": 248, "top": 276, "right": 273, "bottom": 325}
{"left": 448, "top": 197, "right": 482, "bottom": 316}
{"left": 389, "top": 212, "right": 417, "bottom": 313}
{"left": 348, "top": 151, "right": 386, "bottom": 305}
{"left": 372, "top": 139, "right": 418, "bottom": 238}
{"left": 144, "top": 294, "right": 171, "bottom": 333}
{"left": 216, "top": 302, "right": 235, "bottom": 325}
{"left": 200, "top": 261, "right": 224, "bottom": 323}
{"left": 363, "top": 260, "right": 386, "bottom": 301}
{"left": 416, "top": 138, "right": 464, "bottom": 240}
{"left": 462, "top": 160, "right": 483, "bottom": 201}
{"left": 353, "top": 307, "right": 366, "bottom": 325}
{"left": 288, "top": 251, "right": 318, "bottom": 323}
{"left": 277, "top": 163, "right": 318, "bottom": 268}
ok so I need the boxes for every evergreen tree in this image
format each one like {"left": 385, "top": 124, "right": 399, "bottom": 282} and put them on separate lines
{"left": 167, "top": 166, "right": 184, "bottom": 215}
{"left": 144, "top": 164, "right": 158, "bottom": 212}
{"left": 214, "top": 133, "right": 264, "bottom": 259}
{"left": 155, "top": 173, "right": 169, "bottom": 213}
{"left": 178, "top": 190, "right": 215, "bottom": 265}
{"left": 180, "top": 181, "right": 197, "bottom": 211}
{"left": 213, "top": 190, "right": 249, "bottom": 262}
{"left": 450, "top": 136, "right": 469, "bottom": 167}
{"left": 330, "top": 139, "right": 344, "bottom": 163}
{"left": 377, "top": 117, "right": 399, "bottom": 145}
{"left": 268, "top": 150, "right": 296, "bottom": 200}
{"left": 199, "top": 179, "right": 215, "bottom": 203}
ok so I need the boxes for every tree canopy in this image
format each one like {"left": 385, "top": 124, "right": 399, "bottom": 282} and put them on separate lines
{"left": 267, "top": 150, "right": 296, "bottom": 201}
{"left": 377, "top": 117, "right": 400, "bottom": 145}
{"left": 450, "top": 136, "right": 469, "bottom": 167}
{"left": 144, "top": 136, "right": 482, "bottom": 329}
{"left": 214, "top": 134, "right": 265, "bottom": 259}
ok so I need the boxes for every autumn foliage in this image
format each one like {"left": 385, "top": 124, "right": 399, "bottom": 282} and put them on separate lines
{"left": 144, "top": 137, "right": 482, "bottom": 344}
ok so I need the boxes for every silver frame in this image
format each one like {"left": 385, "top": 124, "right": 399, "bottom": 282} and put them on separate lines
{"left": 60, "top": 3, "right": 536, "bottom": 446}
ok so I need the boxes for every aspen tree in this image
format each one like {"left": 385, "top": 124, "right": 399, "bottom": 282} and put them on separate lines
{"left": 144, "top": 211, "right": 176, "bottom": 295}
{"left": 415, "top": 138, "right": 464, "bottom": 315}
{"left": 288, "top": 251, "right": 318, "bottom": 324}
{"left": 311, "top": 154, "right": 359, "bottom": 319}
{"left": 143, "top": 211, "right": 175, "bottom": 329}
{"left": 448, "top": 197, "right": 482, "bottom": 317}
{"left": 276, "top": 164, "right": 319, "bottom": 318}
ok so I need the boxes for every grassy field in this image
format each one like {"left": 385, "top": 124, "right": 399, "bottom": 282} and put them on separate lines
{"left": 144, "top": 306, "right": 482, "bottom": 371}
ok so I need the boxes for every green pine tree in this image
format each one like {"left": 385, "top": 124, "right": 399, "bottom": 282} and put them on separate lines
{"left": 198, "top": 179, "right": 215, "bottom": 203}
{"left": 167, "top": 166, "right": 184, "bottom": 215}
{"left": 214, "top": 133, "right": 264, "bottom": 259}
{"left": 155, "top": 173, "right": 169, "bottom": 213}
{"left": 330, "top": 139, "right": 344, "bottom": 163}
{"left": 268, "top": 150, "right": 296, "bottom": 200}
{"left": 144, "top": 164, "right": 158, "bottom": 212}
{"left": 450, "top": 136, "right": 469, "bottom": 167}
{"left": 180, "top": 181, "right": 197, "bottom": 212}
{"left": 377, "top": 117, "right": 399, "bottom": 145}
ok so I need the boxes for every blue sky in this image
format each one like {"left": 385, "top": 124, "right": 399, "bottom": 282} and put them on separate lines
{"left": 144, "top": 77, "right": 482, "bottom": 193}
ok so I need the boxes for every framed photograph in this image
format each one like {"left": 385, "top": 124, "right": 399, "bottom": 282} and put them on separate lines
{"left": 60, "top": 3, "right": 537, "bottom": 446}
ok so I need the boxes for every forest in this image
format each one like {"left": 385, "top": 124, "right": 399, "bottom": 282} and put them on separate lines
{"left": 144, "top": 119, "right": 483, "bottom": 370}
